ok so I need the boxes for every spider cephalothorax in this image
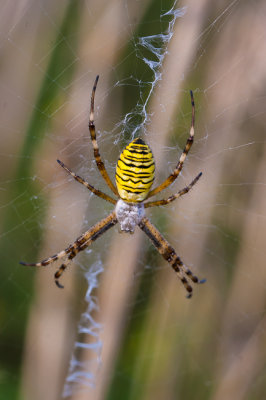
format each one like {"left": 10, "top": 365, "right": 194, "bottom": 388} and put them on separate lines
{"left": 115, "top": 200, "right": 144, "bottom": 233}
{"left": 21, "top": 75, "right": 205, "bottom": 298}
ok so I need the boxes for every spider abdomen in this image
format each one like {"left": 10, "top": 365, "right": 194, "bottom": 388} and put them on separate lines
{"left": 115, "top": 137, "right": 155, "bottom": 202}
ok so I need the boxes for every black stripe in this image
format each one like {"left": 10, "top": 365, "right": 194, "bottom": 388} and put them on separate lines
{"left": 118, "top": 159, "right": 154, "bottom": 170}
{"left": 123, "top": 155, "right": 154, "bottom": 165}
{"left": 127, "top": 142, "right": 149, "bottom": 150}
{"left": 116, "top": 181, "right": 146, "bottom": 192}
{"left": 121, "top": 173, "right": 154, "bottom": 180}
{"left": 125, "top": 154, "right": 151, "bottom": 162}
{"left": 128, "top": 148, "right": 150, "bottom": 154}
{"left": 116, "top": 169, "right": 154, "bottom": 178}
{"left": 116, "top": 169, "right": 154, "bottom": 180}
{"left": 120, "top": 189, "right": 144, "bottom": 194}
{"left": 116, "top": 172, "right": 154, "bottom": 185}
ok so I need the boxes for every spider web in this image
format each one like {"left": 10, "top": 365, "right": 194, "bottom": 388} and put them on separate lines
{"left": 1, "top": 1, "right": 266, "bottom": 400}
{"left": 63, "top": 3, "right": 186, "bottom": 396}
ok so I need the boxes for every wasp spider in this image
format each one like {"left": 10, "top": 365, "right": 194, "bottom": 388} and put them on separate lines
{"left": 21, "top": 76, "right": 205, "bottom": 298}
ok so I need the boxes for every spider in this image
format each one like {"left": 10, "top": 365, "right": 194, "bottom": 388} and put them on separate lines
{"left": 20, "top": 75, "right": 205, "bottom": 298}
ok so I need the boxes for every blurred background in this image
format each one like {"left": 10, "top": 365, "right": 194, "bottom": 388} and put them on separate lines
{"left": 1, "top": 0, "right": 266, "bottom": 399}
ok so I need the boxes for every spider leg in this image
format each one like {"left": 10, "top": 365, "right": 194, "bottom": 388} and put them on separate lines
{"left": 20, "top": 211, "right": 118, "bottom": 288}
{"left": 147, "top": 91, "right": 195, "bottom": 199}
{"left": 144, "top": 172, "right": 202, "bottom": 208}
{"left": 138, "top": 216, "right": 205, "bottom": 298}
{"left": 89, "top": 75, "right": 118, "bottom": 196}
{"left": 20, "top": 248, "right": 73, "bottom": 268}
{"left": 54, "top": 248, "right": 78, "bottom": 288}
{"left": 57, "top": 159, "right": 117, "bottom": 204}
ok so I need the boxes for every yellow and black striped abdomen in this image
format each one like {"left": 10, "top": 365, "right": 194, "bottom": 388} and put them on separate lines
{"left": 116, "top": 138, "right": 155, "bottom": 202}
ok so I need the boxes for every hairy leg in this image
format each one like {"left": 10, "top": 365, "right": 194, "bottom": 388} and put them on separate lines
{"left": 144, "top": 172, "right": 202, "bottom": 208}
{"left": 57, "top": 159, "right": 117, "bottom": 204}
{"left": 89, "top": 75, "right": 118, "bottom": 195}
{"left": 147, "top": 91, "right": 196, "bottom": 199}
{"left": 138, "top": 216, "right": 205, "bottom": 298}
